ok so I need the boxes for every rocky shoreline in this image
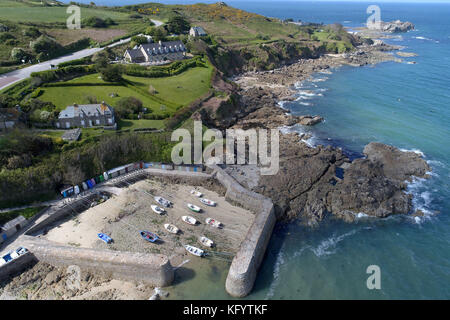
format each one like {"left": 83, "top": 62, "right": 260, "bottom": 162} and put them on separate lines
{"left": 197, "top": 34, "right": 431, "bottom": 226}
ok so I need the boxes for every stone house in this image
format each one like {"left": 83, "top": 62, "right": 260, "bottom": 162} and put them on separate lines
{"left": 124, "top": 40, "right": 186, "bottom": 64}
{"left": 55, "top": 102, "right": 115, "bottom": 129}
{"left": 189, "top": 26, "right": 207, "bottom": 37}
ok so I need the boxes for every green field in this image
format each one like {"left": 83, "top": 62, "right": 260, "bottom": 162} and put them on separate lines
{"left": 38, "top": 64, "right": 213, "bottom": 116}
{"left": 0, "top": 5, "right": 130, "bottom": 23}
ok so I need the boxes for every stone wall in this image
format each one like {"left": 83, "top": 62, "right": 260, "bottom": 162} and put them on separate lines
{"left": 18, "top": 236, "right": 174, "bottom": 287}
{"left": 208, "top": 164, "right": 276, "bottom": 297}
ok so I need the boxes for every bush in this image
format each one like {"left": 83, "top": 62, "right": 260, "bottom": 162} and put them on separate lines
{"left": 131, "top": 35, "right": 148, "bottom": 45}
{"left": 166, "top": 15, "right": 190, "bottom": 34}
{"left": 100, "top": 64, "right": 124, "bottom": 82}
{"left": 23, "top": 27, "right": 41, "bottom": 37}
{"left": 0, "top": 32, "right": 14, "bottom": 41}
{"left": 11, "top": 48, "right": 30, "bottom": 62}
{"left": 30, "top": 35, "right": 63, "bottom": 57}
{"left": 82, "top": 16, "right": 116, "bottom": 28}
{"left": 114, "top": 96, "right": 143, "bottom": 119}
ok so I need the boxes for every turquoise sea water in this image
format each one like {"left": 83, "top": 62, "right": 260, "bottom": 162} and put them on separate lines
{"left": 65, "top": 1, "right": 450, "bottom": 299}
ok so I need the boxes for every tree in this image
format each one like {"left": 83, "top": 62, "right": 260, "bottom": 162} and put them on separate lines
{"left": 149, "top": 27, "right": 167, "bottom": 42}
{"left": 100, "top": 64, "right": 123, "bottom": 82}
{"left": 114, "top": 97, "right": 143, "bottom": 119}
{"left": 167, "top": 15, "right": 190, "bottom": 34}
{"left": 131, "top": 35, "right": 148, "bottom": 46}
{"left": 30, "top": 35, "right": 63, "bottom": 57}
{"left": 10, "top": 48, "right": 30, "bottom": 62}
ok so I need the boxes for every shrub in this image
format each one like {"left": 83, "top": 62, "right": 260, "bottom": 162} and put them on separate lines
{"left": 23, "top": 27, "right": 41, "bottom": 37}
{"left": 30, "top": 35, "right": 63, "bottom": 57}
{"left": 10, "top": 48, "right": 30, "bottom": 62}
{"left": 100, "top": 64, "right": 124, "bottom": 82}
{"left": 166, "top": 15, "right": 190, "bottom": 34}
{"left": 114, "top": 97, "right": 143, "bottom": 119}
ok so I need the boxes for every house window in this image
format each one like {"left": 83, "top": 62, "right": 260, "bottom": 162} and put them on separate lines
{"left": 81, "top": 120, "right": 85, "bottom": 126}
{"left": 96, "top": 119, "right": 100, "bottom": 125}
{"left": 108, "top": 118, "right": 113, "bottom": 124}
{"left": 66, "top": 122, "right": 70, "bottom": 128}
{"left": 56, "top": 122, "right": 60, "bottom": 128}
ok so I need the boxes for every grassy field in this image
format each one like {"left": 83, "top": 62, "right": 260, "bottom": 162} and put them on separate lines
{"left": 38, "top": 64, "right": 213, "bottom": 116}
{"left": 0, "top": 5, "right": 130, "bottom": 23}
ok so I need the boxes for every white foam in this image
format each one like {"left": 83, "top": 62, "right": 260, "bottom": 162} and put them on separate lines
{"left": 265, "top": 248, "right": 285, "bottom": 299}
{"left": 277, "top": 101, "right": 289, "bottom": 110}
{"left": 399, "top": 148, "right": 425, "bottom": 157}
{"left": 311, "top": 229, "right": 358, "bottom": 257}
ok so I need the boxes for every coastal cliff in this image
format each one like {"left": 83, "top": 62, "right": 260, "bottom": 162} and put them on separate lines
{"left": 193, "top": 35, "right": 429, "bottom": 225}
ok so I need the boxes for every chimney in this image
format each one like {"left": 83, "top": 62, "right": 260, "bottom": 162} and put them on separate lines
{"left": 73, "top": 103, "right": 78, "bottom": 108}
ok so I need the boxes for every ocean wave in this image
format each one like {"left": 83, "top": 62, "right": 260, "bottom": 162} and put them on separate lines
{"left": 399, "top": 148, "right": 425, "bottom": 157}
{"left": 415, "top": 36, "right": 433, "bottom": 41}
{"left": 279, "top": 124, "right": 316, "bottom": 147}
{"left": 406, "top": 176, "right": 435, "bottom": 223}
{"left": 311, "top": 77, "right": 329, "bottom": 83}
{"left": 277, "top": 101, "right": 289, "bottom": 110}
{"left": 311, "top": 229, "right": 359, "bottom": 257}
{"left": 298, "top": 90, "right": 323, "bottom": 97}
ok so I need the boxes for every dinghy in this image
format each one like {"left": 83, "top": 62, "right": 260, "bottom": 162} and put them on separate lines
{"left": 164, "top": 223, "right": 180, "bottom": 234}
{"left": 205, "top": 218, "right": 223, "bottom": 229}
{"left": 190, "top": 190, "right": 203, "bottom": 197}
{"left": 184, "top": 245, "right": 205, "bottom": 257}
{"left": 98, "top": 233, "right": 112, "bottom": 244}
{"left": 140, "top": 230, "right": 159, "bottom": 243}
{"left": 181, "top": 215, "right": 197, "bottom": 225}
{"left": 200, "top": 198, "right": 216, "bottom": 207}
{"left": 187, "top": 203, "right": 202, "bottom": 213}
{"left": 199, "top": 236, "right": 214, "bottom": 248}
{"left": 151, "top": 205, "right": 166, "bottom": 215}
{"left": 154, "top": 196, "right": 172, "bottom": 208}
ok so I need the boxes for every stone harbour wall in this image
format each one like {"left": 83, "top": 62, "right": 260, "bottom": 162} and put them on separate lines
{"left": 208, "top": 164, "right": 276, "bottom": 297}
{"left": 18, "top": 236, "right": 174, "bottom": 287}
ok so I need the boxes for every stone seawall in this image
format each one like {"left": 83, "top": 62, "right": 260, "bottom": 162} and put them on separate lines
{"left": 208, "top": 164, "right": 276, "bottom": 297}
{"left": 25, "top": 193, "right": 98, "bottom": 236}
{"left": 18, "top": 236, "right": 174, "bottom": 287}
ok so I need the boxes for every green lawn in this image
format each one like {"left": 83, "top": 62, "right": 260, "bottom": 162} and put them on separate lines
{"left": 39, "top": 73, "right": 169, "bottom": 115}
{"left": 124, "top": 64, "right": 213, "bottom": 108}
{"left": 119, "top": 119, "right": 165, "bottom": 130}
{"left": 38, "top": 64, "right": 213, "bottom": 116}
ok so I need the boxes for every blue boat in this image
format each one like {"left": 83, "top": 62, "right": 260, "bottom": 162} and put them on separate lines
{"left": 140, "top": 231, "right": 159, "bottom": 243}
{"left": 98, "top": 233, "right": 112, "bottom": 244}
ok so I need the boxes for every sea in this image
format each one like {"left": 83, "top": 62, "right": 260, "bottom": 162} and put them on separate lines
{"left": 63, "top": 1, "right": 450, "bottom": 299}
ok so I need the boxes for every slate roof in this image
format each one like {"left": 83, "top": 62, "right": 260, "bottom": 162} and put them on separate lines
{"left": 140, "top": 40, "right": 186, "bottom": 56}
{"left": 58, "top": 103, "right": 113, "bottom": 119}
{"left": 125, "top": 48, "right": 145, "bottom": 59}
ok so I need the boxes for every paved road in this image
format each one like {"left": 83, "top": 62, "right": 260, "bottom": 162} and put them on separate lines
{"left": 0, "top": 19, "right": 163, "bottom": 91}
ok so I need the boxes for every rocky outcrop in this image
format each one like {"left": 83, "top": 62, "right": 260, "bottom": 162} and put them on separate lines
{"left": 379, "top": 20, "right": 415, "bottom": 33}
{"left": 298, "top": 115, "right": 323, "bottom": 126}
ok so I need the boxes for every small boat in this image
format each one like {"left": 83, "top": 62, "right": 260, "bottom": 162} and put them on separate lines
{"left": 190, "top": 190, "right": 203, "bottom": 197}
{"left": 140, "top": 230, "right": 159, "bottom": 243}
{"left": 151, "top": 205, "right": 166, "bottom": 215}
{"left": 164, "top": 223, "right": 180, "bottom": 234}
{"left": 205, "top": 218, "right": 223, "bottom": 229}
{"left": 154, "top": 196, "right": 172, "bottom": 208}
{"left": 199, "top": 236, "right": 214, "bottom": 248}
{"left": 184, "top": 245, "right": 205, "bottom": 257}
{"left": 181, "top": 215, "right": 197, "bottom": 225}
{"left": 98, "top": 233, "right": 112, "bottom": 244}
{"left": 200, "top": 198, "right": 216, "bottom": 207}
{"left": 187, "top": 203, "right": 202, "bottom": 213}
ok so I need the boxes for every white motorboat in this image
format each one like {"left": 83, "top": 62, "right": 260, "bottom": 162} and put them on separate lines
{"left": 151, "top": 205, "right": 166, "bottom": 215}
{"left": 205, "top": 218, "right": 223, "bottom": 229}
{"left": 199, "top": 236, "right": 214, "bottom": 248}
{"left": 190, "top": 190, "right": 203, "bottom": 197}
{"left": 200, "top": 198, "right": 216, "bottom": 207}
{"left": 181, "top": 215, "right": 197, "bottom": 225}
{"left": 154, "top": 196, "right": 172, "bottom": 208}
{"left": 164, "top": 223, "right": 180, "bottom": 234}
{"left": 184, "top": 245, "right": 205, "bottom": 257}
{"left": 187, "top": 203, "right": 202, "bottom": 213}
